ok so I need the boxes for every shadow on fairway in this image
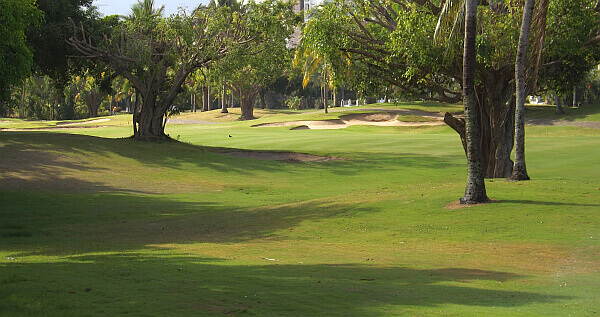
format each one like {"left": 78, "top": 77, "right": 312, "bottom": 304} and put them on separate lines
{"left": 1, "top": 191, "right": 378, "bottom": 255}
{"left": 0, "top": 131, "right": 462, "bottom": 193}
{"left": 499, "top": 199, "right": 600, "bottom": 207}
{"left": 0, "top": 254, "right": 569, "bottom": 315}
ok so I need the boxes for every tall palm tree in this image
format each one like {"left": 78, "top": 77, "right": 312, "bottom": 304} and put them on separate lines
{"left": 460, "top": 0, "right": 488, "bottom": 204}
{"left": 510, "top": 0, "right": 535, "bottom": 181}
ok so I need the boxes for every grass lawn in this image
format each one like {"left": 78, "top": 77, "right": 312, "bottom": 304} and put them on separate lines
{"left": 1, "top": 102, "right": 599, "bottom": 316}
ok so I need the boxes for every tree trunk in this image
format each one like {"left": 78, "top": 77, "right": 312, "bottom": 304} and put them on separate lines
{"left": 191, "top": 93, "right": 196, "bottom": 112}
{"left": 221, "top": 83, "right": 228, "bottom": 113}
{"left": 510, "top": 0, "right": 534, "bottom": 181}
{"left": 20, "top": 82, "right": 26, "bottom": 119}
{"left": 87, "top": 91, "right": 100, "bottom": 118}
{"left": 134, "top": 92, "right": 168, "bottom": 140}
{"left": 460, "top": 0, "right": 488, "bottom": 204}
{"left": 445, "top": 79, "right": 515, "bottom": 179}
{"left": 259, "top": 88, "right": 267, "bottom": 109}
{"left": 555, "top": 94, "right": 565, "bottom": 114}
{"left": 202, "top": 85, "right": 209, "bottom": 112}
{"left": 240, "top": 92, "right": 257, "bottom": 120}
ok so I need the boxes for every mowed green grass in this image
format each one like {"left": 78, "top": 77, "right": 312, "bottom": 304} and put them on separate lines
{"left": 1, "top": 103, "right": 599, "bottom": 316}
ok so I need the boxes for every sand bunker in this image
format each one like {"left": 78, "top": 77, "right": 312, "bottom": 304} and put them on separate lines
{"left": 220, "top": 151, "right": 341, "bottom": 162}
{"left": 56, "top": 118, "right": 110, "bottom": 126}
{"left": 252, "top": 112, "right": 444, "bottom": 130}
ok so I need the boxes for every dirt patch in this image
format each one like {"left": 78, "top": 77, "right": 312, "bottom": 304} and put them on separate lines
{"left": 527, "top": 119, "right": 600, "bottom": 129}
{"left": 445, "top": 199, "right": 497, "bottom": 210}
{"left": 221, "top": 150, "right": 341, "bottom": 162}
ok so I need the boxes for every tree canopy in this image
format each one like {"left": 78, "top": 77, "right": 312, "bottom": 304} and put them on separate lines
{"left": 0, "top": 0, "right": 43, "bottom": 104}
{"left": 69, "top": 0, "right": 298, "bottom": 139}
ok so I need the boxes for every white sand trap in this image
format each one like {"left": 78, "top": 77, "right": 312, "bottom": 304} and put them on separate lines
{"left": 252, "top": 112, "right": 444, "bottom": 130}
{"left": 56, "top": 118, "right": 110, "bottom": 126}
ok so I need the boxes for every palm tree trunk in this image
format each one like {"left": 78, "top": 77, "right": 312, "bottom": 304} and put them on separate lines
{"left": 461, "top": 0, "right": 488, "bottom": 204}
{"left": 510, "top": 0, "right": 534, "bottom": 181}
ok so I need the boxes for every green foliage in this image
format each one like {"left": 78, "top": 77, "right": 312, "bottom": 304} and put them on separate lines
{"left": 25, "top": 0, "right": 95, "bottom": 86}
{"left": 538, "top": 0, "right": 600, "bottom": 95}
{"left": 0, "top": 0, "right": 43, "bottom": 104}
{"left": 285, "top": 95, "right": 302, "bottom": 109}
{"left": 211, "top": 0, "right": 299, "bottom": 117}
{"left": 303, "top": 0, "right": 600, "bottom": 104}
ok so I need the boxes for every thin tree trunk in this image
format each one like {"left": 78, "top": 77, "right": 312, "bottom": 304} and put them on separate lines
{"left": 510, "top": 0, "right": 534, "bottom": 181}
{"left": 202, "top": 85, "right": 209, "bottom": 112}
{"left": 461, "top": 0, "right": 488, "bottom": 204}
{"left": 221, "top": 82, "right": 228, "bottom": 113}
{"left": 20, "top": 82, "right": 26, "bottom": 119}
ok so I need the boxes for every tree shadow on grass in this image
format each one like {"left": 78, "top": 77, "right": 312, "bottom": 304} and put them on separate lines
{"left": 1, "top": 192, "right": 376, "bottom": 256}
{"left": 0, "top": 132, "right": 462, "bottom": 191}
{"left": 498, "top": 199, "right": 600, "bottom": 208}
{"left": 0, "top": 254, "right": 568, "bottom": 315}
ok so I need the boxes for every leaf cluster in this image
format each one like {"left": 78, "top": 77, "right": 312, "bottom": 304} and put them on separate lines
{"left": 0, "top": 0, "right": 43, "bottom": 101}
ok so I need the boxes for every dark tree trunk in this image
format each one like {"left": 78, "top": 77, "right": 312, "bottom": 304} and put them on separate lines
{"left": 460, "top": 0, "right": 488, "bottom": 204}
{"left": 445, "top": 77, "right": 515, "bottom": 179}
{"left": 555, "top": 94, "right": 565, "bottom": 114}
{"left": 259, "top": 88, "right": 267, "bottom": 109}
{"left": 240, "top": 92, "right": 257, "bottom": 120}
{"left": 87, "top": 91, "right": 101, "bottom": 118}
{"left": 134, "top": 93, "right": 168, "bottom": 140}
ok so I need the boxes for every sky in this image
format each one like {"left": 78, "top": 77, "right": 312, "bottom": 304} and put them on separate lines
{"left": 93, "top": 0, "right": 206, "bottom": 17}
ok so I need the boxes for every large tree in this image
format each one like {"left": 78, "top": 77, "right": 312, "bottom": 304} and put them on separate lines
{"left": 68, "top": 2, "right": 265, "bottom": 140}
{"left": 0, "top": 0, "right": 42, "bottom": 108}
{"left": 303, "top": 0, "right": 600, "bottom": 179}
{"left": 213, "top": 0, "right": 299, "bottom": 120}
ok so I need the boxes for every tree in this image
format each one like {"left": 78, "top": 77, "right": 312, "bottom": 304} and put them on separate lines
{"left": 68, "top": 3, "right": 261, "bottom": 140}
{"left": 294, "top": 46, "right": 335, "bottom": 113}
{"left": 25, "top": 0, "right": 95, "bottom": 93}
{"left": 509, "top": 0, "right": 536, "bottom": 181}
{"left": 215, "top": 0, "right": 299, "bottom": 120}
{"left": 461, "top": 0, "right": 488, "bottom": 204}
{"left": 537, "top": 0, "right": 600, "bottom": 113}
{"left": 71, "top": 71, "right": 108, "bottom": 118}
{"left": 0, "top": 0, "right": 42, "bottom": 108}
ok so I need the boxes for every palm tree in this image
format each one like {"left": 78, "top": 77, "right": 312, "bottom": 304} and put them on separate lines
{"left": 129, "top": 0, "right": 165, "bottom": 21}
{"left": 510, "top": 0, "right": 535, "bottom": 181}
{"left": 460, "top": 0, "right": 488, "bottom": 204}
{"left": 294, "top": 46, "right": 335, "bottom": 113}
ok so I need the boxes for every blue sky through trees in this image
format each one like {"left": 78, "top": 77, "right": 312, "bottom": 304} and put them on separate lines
{"left": 93, "top": 0, "right": 206, "bottom": 16}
